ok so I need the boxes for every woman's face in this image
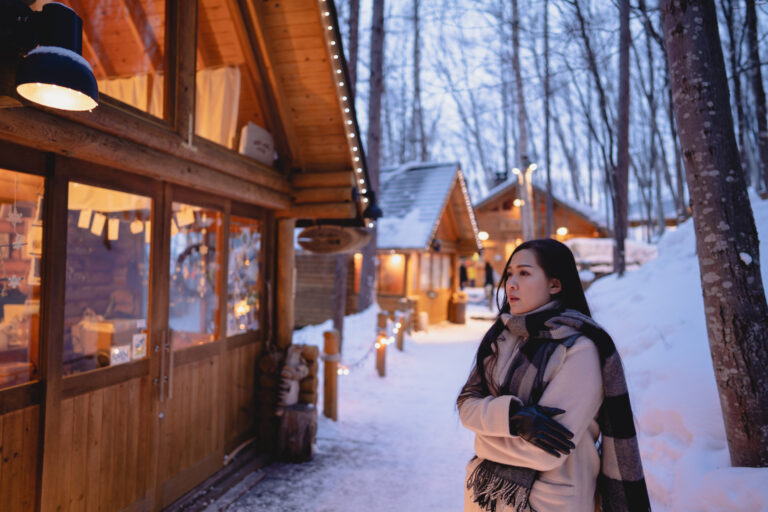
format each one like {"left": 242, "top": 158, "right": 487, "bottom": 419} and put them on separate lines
{"left": 504, "top": 249, "right": 562, "bottom": 314}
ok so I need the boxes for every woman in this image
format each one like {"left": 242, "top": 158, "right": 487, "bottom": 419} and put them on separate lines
{"left": 458, "top": 239, "right": 650, "bottom": 512}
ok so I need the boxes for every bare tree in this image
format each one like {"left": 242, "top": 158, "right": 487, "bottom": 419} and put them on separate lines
{"left": 412, "top": 0, "right": 427, "bottom": 162}
{"left": 544, "top": 0, "right": 553, "bottom": 237}
{"left": 719, "top": 0, "right": 748, "bottom": 183}
{"left": 615, "top": 0, "right": 631, "bottom": 275}
{"left": 745, "top": 0, "right": 768, "bottom": 191}
{"left": 358, "top": 0, "right": 385, "bottom": 312}
{"left": 347, "top": 0, "right": 360, "bottom": 94}
{"left": 661, "top": 0, "right": 768, "bottom": 467}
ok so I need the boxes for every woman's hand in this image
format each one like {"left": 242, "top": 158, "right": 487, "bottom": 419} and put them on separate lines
{"left": 508, "top": 402, "right": 575, "bottom": 457}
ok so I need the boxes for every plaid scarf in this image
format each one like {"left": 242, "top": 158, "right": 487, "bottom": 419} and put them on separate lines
{"left": 459, "top": 305, "right": 651, "bottom": 512}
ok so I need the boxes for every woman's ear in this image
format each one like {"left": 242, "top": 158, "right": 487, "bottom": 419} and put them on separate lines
{"left": 549, "top": 278, "right": 562, "bottom": 295}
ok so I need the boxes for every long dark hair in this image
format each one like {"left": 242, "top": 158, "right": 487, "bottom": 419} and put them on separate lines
{"left": 469, "top": 239, "right": 591, "bottom": 396}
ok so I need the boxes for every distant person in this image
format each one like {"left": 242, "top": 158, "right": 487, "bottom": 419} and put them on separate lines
{"left": 460, "top": 262, "right": 468, "bottom": 290}
{"left": 483, "top": 262, "right": 495, "bottom": 310}
{"left": 466, "top": 263, "right": 477, "bottom": 288}
{"left": 457, "top": 239, "right": 649, "bottom": 511}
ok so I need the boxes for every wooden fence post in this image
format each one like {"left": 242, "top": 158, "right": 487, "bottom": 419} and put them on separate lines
{"left": 394, "top": 311, "right": 405, "bottom": 351}
{"left": 323, "top": 330, "right": 339, "bottom": 421}
{"left": 376, "top": 312, "right": 388, "bottom": 377}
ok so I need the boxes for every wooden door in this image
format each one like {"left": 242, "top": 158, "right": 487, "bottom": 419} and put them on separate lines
{"left": 153, "top": 186, "right": 229, "bottom": 508}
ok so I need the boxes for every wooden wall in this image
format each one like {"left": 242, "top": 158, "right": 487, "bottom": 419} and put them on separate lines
{"left": 294, "top": 253, "right": 337, "bottom": 328}
{"left": 224, "top": 341, "right": 261, "bottom": 452}
{"left": 0, "top": 405, "right": 39, "bottom": 512}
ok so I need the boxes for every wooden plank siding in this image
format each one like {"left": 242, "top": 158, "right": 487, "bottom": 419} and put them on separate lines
{"left": 0, "top": 406, "right": 39, "bottom": 512}
{"left": 224, "top": 341, "right": 262, "bottom": 452}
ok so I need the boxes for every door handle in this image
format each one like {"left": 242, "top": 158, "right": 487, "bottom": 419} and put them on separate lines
{"left": 167, "top": 329, "right": 174, "bottom": 400}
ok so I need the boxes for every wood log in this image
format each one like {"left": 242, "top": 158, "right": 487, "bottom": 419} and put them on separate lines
{"left": 277, "top": 403, "right": 316, "bottom": 462}
{"left": 300, "top": 345, "right": 320, "bottom": 362}
{"left": 323, "top": 330, "right": 339, "bottom": 421}
{"left": 299, "top": 376, "right": 318, "bottom": 393}
{"left": 293, "top": 187, "right": 353, "bottom": 204}
{"left": 292, "top": 171, "right": 355, "bottom": 188}
{"left": 298, "top": 391, "right": 317, "bottom": 405}
{"left": 275, "top": 202, "right": 357, "bottom": 220}
{"left": 276, "top": 219, "right": 295, "bottom": 349}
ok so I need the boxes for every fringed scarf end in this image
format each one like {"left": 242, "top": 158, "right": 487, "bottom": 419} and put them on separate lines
{"left": 466, "top": 461, "right": 538, "bottom": 512}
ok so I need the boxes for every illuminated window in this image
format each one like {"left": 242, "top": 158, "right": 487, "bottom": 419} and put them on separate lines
{"left": 64, "top": 182, "right": 151, "bottom": 376}
{"left": 0, "top": 170, "right": 44, "bottom": 388}
{"left": 377, "top": 254, "right": 405, "bottom": 295}
{"left": 420, "top": 253, "right": 431, "bottom": 291}
{"left": 51, "top": 0, "right": 167, "bottom": 118}
{"left": 441, "top": 255, "right": 451, "bottom": 289}
{"left": 227, "top": 215, "right": 261, "bottom": 336}
{"left": 169, "top": 202, "right": 221, "bottom": 350}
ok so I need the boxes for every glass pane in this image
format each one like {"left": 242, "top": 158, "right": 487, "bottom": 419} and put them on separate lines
{"left": 431, "top": 254, "right": 441, "bottom": 289}
{"left": 227, "top": 215, "right": 261, "bottom": 336}
{"left": 442, "top": 256, "right": 451, "bottom": 289}
{"left": 378, "top": 254, "right": 405, "bottom": 295}
{"left": 196, "top": 0, "right": 272, "bottom": 162}
{"left": 64, "top": 183, "right": 151, "bottom": 376}
{"left": 410, "top": 254, "right": 419, "bottom": 293}
{"left": 420, "top": 253, "right": 431, "bottom": 291}
{"left": 46, "top": 0, "right": 167, "bottom": 117}
{"left": 169, "top": 202, "right": 221, "bottom": 349}
{"left": 0, "top": 170, "right": 44, "bottom": 388}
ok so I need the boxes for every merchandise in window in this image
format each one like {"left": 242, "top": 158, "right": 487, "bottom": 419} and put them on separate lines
{"left": 227, "top": 216, "right": 261, "bottom": 336}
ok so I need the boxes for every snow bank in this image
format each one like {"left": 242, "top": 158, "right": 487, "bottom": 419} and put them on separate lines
{"left": 586, "top": 191, "right": 768, "bottom": 512}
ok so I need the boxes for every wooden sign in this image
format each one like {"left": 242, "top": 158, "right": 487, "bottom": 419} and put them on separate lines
{"left": 297, "top": 226, "right": 371, "bottom": 254}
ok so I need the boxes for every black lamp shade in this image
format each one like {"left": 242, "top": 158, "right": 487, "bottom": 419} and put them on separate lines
{"left": 16, "top": 45, "right": 98, "bottom": 111}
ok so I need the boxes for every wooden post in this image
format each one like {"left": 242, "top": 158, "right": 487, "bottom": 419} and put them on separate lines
{"left": 376, "top": 312, "right": 388, "bottom": 377}
{"left": 276, "top": 219, "right": 295, "bottom": 349}
{"left": 323, "top": 330, "right": 339, "bottom": 421}
{"left": 394, "top": 311, "right": 405, "bottom": 351}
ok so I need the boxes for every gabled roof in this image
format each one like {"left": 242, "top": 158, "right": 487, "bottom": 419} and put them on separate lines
{"left": 475, "top": 177, "right": 608, "bottom": 229}
{"left": 377, "top": 162, "right": 481, "bottom": 252}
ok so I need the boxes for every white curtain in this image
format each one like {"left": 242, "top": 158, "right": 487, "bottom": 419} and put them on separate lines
{"left": 195, "top": 66, "right": 241, "bottom": 149}
{"left": 97, "top": 74, "right": 163, "bottom": 117}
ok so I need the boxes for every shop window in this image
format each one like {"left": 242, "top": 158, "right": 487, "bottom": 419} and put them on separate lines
{"left": 48, "top": 0, "right": 167, "bottom": 118}
{"left": 431, "top": 253, "right": 442, "bottom": 290}
{"left": 410, "top": 253, "right": 419, "bottom": 293}
{"left": 377, "top": 254, "right": 405, "bottom": 295}
{"left": 441, "top": 255, "right": 452, "bottom": 289}
{"left": 353, "top": 252, "right": 362, "bottom": 294}
{"left": 0, "top": 169, "right": 43, "bottom": 388}
{"left": 169, "top": 202, "right": 221, "bottom": 349}
{"left": 64, "top": 183, "right": 151, "bottom": 376}
{"left": 227, "top": 215, "right": 261, "bottom": 336}
{"left": 420, "top": 253, "right": 431, "bottom": 291}
{"left": 196, "top": 0, "right": 273, "bottom": 164}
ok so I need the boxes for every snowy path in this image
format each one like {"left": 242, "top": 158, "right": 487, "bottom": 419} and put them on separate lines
{"left": 226, "top": 309, "right": 493, "bottom": 512}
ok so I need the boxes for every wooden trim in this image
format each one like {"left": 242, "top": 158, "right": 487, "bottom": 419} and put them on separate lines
{"left": 275, "top": 219, "right": 295, "bottom": 349}
{"left": 172, "top": 342, "right": 221, "bottom": 367}
{"left": 0, "top": 139, "right": 47, "bottom": 174}
{"left": 225, "top": 332, "right": 263, "bottom": 351}
{"left": 171, "top": 184, "right": 228, "bottom": 211}
{"left": 170, "top": 0, "right": 197, "bottom": 141}
{"left": 293, "top": 187, "right": 353, "bottom": 204}
{"left": 0, "top": 108, "right": 290, "bottom": 210}
{"left": 276, "top": 202, "right": 357, "bottom": 219}
{"left": 56, "top": 155, "right": 161, "bottom": 199}
{"left": 0, "top": 382, "right": 42, "bottom": 415}
{"left": 60, "top": 359, "right": 151, "bottom": 399}
{"left": 231, "top": 201, "right": 267, "bottom": 220}
{"left": 37, "top": 163, "right": 69, "bottom": 511}
{"left": 292, "top": 171, "right": 355, "bottom": 188}
{"left": 217, "top": 201, "right": 231, "bottom": 464}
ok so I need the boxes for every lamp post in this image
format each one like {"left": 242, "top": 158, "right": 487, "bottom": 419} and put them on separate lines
{"left": 513, "top": 163, "right": 536, "bottom": 241}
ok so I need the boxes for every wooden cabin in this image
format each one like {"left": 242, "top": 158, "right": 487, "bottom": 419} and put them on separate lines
{"left": 294, "top": 162, "right": 481, "bottom": 327}
{"left": 474, "top": 179, "right": 608, "bottom": 276}
{"left": 0, "top": 0, "right": 372, "bottom": 510}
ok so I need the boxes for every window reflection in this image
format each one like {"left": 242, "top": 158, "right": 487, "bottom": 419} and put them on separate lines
{"left": 227, "top": 216, "right": 261, "bottom": 336}
{"left": 64, "top": 182, "right": 151, "bottom": 376}
{"left": 169, "top": 203, "right": 221, "bottom": 349}
{"left": 0, "top": 169, "right": 43, "bottom": 388}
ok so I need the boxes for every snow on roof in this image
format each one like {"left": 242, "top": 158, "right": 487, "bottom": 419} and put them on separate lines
{"left": 476, "top": 177, "right": 608, "bottom": 229}
{"left": 377, "top": 162, "right": 462, "bottom": 250}
{"left": 564, "top": 237, "right": 658, "bottom": 266}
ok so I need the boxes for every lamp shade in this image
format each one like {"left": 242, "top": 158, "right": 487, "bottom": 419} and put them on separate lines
{"left": 16, "top": 46, "right": 98, "bottom": 111}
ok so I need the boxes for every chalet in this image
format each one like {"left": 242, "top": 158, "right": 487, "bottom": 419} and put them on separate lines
{"left": 474, "top": 178, "right": 608, "bottom": 276}
{"left": 0, "top": 0, "right": 374, "bottom": 510}
{"left": 294, "top": 162, "right": 481, "bottom": 327}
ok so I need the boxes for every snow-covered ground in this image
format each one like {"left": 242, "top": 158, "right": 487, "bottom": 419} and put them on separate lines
{"left": 220, "top": 194, "right": 768, "bottom": 512}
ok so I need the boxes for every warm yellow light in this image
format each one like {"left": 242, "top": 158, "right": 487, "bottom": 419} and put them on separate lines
{"left": 235, "top": 299, "right": 250, "bottom": 317}
{"left": 17, "top": 82, "right": 97, "bottom": 111}
{"left": 527, "top": 163, "right": 537, "bottom": 172}
{"left": 556, "top": 227, "right": 568, "bottom": 236}
{"left": 513, "top": 199, "right": 523, "bottom": 207}
{"left": 478, "top": 231, "right": 490, "bottom": 241}
{"left": 512, "top": 168, "right": 521, "bottom": 175}
{"left": 390, "top": 253, "right": 404, "bottom": 265}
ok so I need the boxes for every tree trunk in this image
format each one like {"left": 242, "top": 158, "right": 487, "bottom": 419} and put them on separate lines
{"left": 511, "top": 0, "right": 532, "bottom": 240}
{"left": 544, "top": 0, "right": 553, "bottom": 238}
{"left": 745, "top": 0, "right": 768, "bottom": 191}
{"left": 412, "top": 0, "right": 427, "bottom": 162}
{"left": 720, "top": 0, "right": 748, "bottom": 184}
{"left": 614, "top": 0, "right": 630, "bottom": 276}
{"left": 358, "top": 0, "right": 385, "bottom": 312}
{"left": 661, "top": 0, "right": 768, "bottom": 467}
{"left": 347, "top": 0, "right": 360, "bottom": 94}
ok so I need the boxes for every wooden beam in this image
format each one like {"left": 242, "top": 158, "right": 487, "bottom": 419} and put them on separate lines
{"left": 292, "top": 187, "right": 352, "bottom": 204}
{"left": 0, "top": 107, "right": 290, "bottom": 209}
{"left": 275, "top": 202, "right": 357, "bottom": 219}
{"left": 67, "top": 0, "right": 117, "bottom": 77}
{"left": 275, "top": 218, "right": 295, "bottom": 349}
{"left": 292, "top": 171, "right": 355, "bottom": 188}
{"left": 170, "top": 0, "right": 198, "bottom": 141}
{"left": 121, "top": 0, "right": 163, "bottom": 72}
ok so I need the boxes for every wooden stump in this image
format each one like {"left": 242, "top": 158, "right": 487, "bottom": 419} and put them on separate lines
{"left": 277, "top": 403, "right": 317, "bottom": 462}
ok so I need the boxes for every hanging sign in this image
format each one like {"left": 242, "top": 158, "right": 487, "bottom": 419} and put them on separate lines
{"left": 297, "top": 226, "right": 371, "bottom": 254}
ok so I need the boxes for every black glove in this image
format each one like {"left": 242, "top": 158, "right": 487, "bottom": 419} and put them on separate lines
{"left": 508, "top": 402, "right": 575, "bottom": 457}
